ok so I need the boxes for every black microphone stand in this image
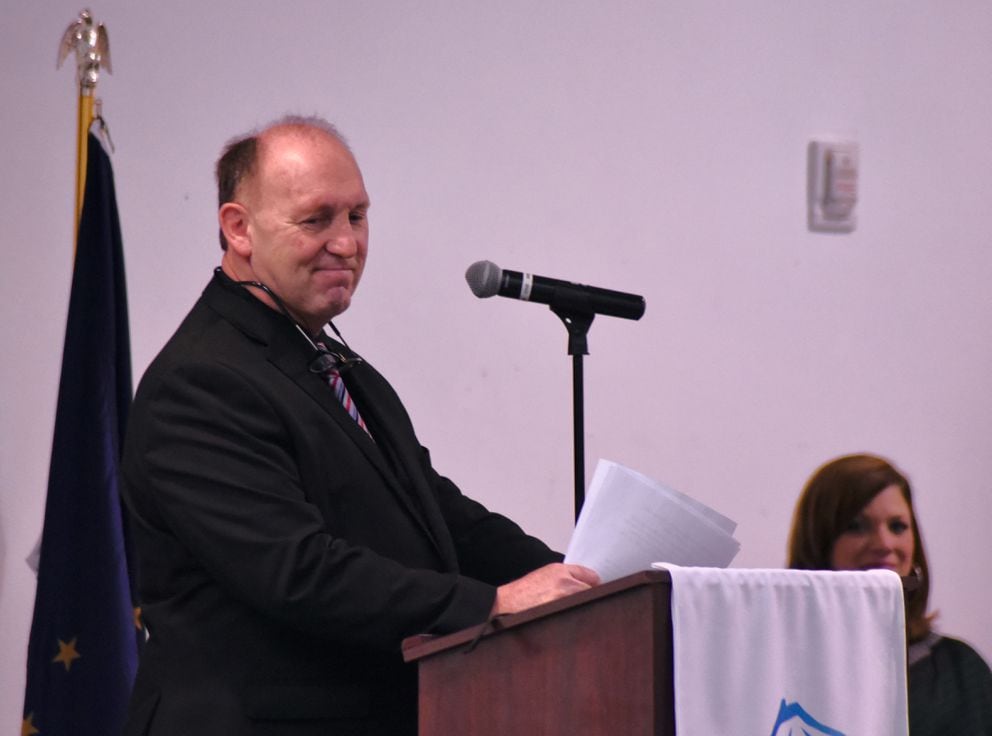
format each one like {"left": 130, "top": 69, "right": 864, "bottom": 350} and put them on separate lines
{"left": 550, "top": 299, "right": 596, "bottom": 523}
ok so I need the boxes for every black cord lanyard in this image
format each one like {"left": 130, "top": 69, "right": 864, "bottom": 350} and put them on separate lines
{"left": 217, "top": 267, "right": 363, "bottom": 373}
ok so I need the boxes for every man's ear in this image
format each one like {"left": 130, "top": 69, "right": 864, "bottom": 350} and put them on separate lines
{"left": 219, "top": 202, "right": 252, "bottom": 256}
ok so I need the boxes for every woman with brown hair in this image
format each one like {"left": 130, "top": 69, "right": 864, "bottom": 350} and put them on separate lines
{"left": 788, "top": 453, "right": 991, "bottom": 735}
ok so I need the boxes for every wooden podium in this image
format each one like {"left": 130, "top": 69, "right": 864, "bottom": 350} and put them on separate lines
{"left": 402, "top": 570, "right": 675, "bottom": 736}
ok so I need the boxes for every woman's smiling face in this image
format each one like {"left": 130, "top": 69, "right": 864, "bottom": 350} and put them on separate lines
{"left": 830, "top": 484, "right": 915, "bottom": 577}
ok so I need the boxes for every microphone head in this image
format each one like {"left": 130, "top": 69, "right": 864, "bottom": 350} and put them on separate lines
{"left": 465, "top": 260, "right": 502, "bottom": 298}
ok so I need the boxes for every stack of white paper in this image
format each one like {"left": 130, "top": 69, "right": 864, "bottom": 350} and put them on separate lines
{"left": 564, "top": 459, "right": 740, "bottom": 582}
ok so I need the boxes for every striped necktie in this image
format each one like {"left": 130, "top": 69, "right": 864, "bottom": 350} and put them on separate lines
{"left": 315, "top": 343, "right": 368, "bottom": 432}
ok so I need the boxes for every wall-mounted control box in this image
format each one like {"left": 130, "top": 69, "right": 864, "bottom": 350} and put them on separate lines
{"left": 808, "top": 140, "right": 858, "bottom": 233}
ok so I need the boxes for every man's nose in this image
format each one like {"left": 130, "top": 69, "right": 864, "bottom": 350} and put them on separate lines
{"left": 324, "top": 217, "right": 359, "bottom": 257}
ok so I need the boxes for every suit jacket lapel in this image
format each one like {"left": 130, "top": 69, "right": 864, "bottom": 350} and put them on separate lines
{"left": 202, "top": 275, "right": 457, "bottom": 569}
{"left": 266, "top": 329, "right": 449, "bottom": 554}
{"left": 338, "top": 361, "right": 460, "bottom": 571}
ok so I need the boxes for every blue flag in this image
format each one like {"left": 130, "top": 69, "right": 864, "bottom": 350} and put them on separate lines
{"left": 22, "top": 132, "right": 138, "bottom": 736}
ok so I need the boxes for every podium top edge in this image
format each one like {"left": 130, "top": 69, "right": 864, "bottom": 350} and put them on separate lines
{"left": 401, "top": 569, "right": 671, "bottom": 663}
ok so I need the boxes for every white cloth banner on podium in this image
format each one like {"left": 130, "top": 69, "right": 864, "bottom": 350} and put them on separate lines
{"left": 657, "top": 564, "right": 908, "bottom": 736}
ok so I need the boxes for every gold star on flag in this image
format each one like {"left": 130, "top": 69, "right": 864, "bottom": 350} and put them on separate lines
{"left": 21, "top": 712, "right": 40, "bottom": 736}
{"left": 52, "top": 637, "right": 81, "bottom": 672}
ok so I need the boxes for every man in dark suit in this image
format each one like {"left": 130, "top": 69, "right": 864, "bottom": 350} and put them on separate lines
{"left": 120, "top": 116, "right": 599, "bottom": 735}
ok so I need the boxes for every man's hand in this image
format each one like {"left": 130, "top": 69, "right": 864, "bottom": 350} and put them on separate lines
{"left": 492, "top": 563, "right": 601, "bottom": 616}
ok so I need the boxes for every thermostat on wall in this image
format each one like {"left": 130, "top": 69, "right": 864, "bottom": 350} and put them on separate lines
{"left": 808, "top": 140, "right": 858, "bottom": 233}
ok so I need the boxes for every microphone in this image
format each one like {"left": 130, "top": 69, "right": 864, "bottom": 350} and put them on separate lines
{"left": 465, "top": 260, "right": 645, "bottom": 320}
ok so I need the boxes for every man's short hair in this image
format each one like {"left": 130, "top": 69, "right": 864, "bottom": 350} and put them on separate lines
{"left": 214, "top": 115, "right": 350, "bottom": 250}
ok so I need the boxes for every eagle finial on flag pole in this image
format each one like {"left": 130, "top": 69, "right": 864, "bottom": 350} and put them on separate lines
{"left": 57, "top": 9, "right": 112, "bottom": 238}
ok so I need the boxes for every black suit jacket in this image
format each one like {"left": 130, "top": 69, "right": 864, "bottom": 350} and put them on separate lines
{"left": 121, "top": 272, "right": 560, "bottom": 735}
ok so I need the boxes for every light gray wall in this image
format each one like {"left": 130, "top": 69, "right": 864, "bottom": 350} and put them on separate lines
{"left": 3, "top": 0, "right": 990, "bottom": 727}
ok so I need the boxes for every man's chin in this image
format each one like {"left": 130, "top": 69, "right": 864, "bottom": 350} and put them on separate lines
{"left": 316, "top": 292, "right": 353, "bottom": 323}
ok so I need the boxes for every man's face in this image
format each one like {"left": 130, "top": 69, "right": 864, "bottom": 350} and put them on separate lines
{"left": 238, "top": 130, "right": 370, "bottom": 333}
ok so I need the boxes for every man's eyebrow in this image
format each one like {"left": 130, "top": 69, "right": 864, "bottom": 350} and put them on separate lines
{"left": 293, "top": 197, "right": 369, "bottom": 220}
{"left": 295, "top": 204, "right": 333, "bottom": 219}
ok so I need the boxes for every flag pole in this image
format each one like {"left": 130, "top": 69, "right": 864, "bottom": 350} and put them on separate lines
{"left": 57, "top": 8, "right": 112, "bottom": 244}
{"left": 22, "top": 16, "right": 134, "bottom": 735}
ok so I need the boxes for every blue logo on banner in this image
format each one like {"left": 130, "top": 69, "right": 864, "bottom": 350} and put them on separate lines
{"left": 769, "top": 699, "right": 846, "bottom": 736}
